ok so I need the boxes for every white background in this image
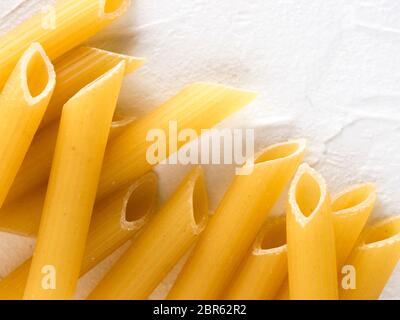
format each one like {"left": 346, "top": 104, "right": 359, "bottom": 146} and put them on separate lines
{"left": 0, "top": 0, "right": 399, "bottom": 299}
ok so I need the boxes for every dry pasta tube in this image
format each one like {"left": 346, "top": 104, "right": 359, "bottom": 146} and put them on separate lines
{"left": 97, "top": 83, "right": 257, "bottom": 200}
{"left": 277, "top": 182, "right": 376, "bottom": 299}
{"left": 276, "top": 182, "right": 376, "bottom": 300}
{"left": 3, "top": 48, "right": 143, "bottom": 205}
{"left": 24, "top": 62, "right": 126, "bottom": 300}
{"left": 0, "top": 172, "right": 157, "bottom": 300}
{"left": 332, "top": 183, "right": 377, "bottom": 266}
{"left": 225, "top": 216, "right": 287, "bottom": 300}
{"left": 286, "top": 164, "right": 338, "bottom": 300}
{"left": 168, "top": 140, "right": 306, "bottom": 300}
{"left": 0, "top": 0, "right": 131, "bottom": 89}
{"left": 4, "top": 115, "right": 137, "bottom": 209}
{"left": 0, "top": 116, "right": 137, "bottom": 237}
{"left": 41, "top": 46, "right": 144, "bottom": 129}
{"left": 109, "top": 116, "right": 136, "bottom": 140}
{"left": 88, "top": 166, "right": 209, "bottom": 300}
{"left": 340, "top": 215, "right": 400, "bottom": 300}
{"left": 0, "top": 43, "right": 55, "bottom": 208}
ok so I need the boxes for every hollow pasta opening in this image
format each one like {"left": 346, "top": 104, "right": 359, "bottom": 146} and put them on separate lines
{"left": 364, "top": 217, "right": 400, "bottom": 245}
{"left": 26, "top": 50, "right": 50, "bottom": 98}
{"left": 103, "top": 0, "right": 126, "bottom": 14}
{"left": 332, "top": 184, "right": 375, "bottom": 212}
{"left": 124, "top": 174, "right": 157, "bottom": 223}
{"left": 260, "top": 219, "right": 286, "bottom": 250}
{"left": 295, "top": 171, "right": 322, "bottom": 218}
{"left": 191, "top": 173, "right": 209, "bottom": 228}
{"left": 255, "top": 141, "right": 303, "bottom": 164}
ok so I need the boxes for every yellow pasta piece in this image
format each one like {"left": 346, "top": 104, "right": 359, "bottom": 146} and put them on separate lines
{"left": 0, "top": 116, "right": 137, "bottom": 236}
{"left": 0, "top": 186, "right": 47, "bottom": 237}
{"left": 3, "top": 123, "right": 57, "bottom": 206}
{"left": 42, "top": 46, "right": 144, "bottom": 129}
{"left": 97, "top": 83, "right": 257, "bottom": 200}
{"left": 0, "top": 0, "right": 130, "bottom": 89}
{"left": 340, "top": 216, "right": 400, "bottom": 300}
{"left": 225, "top": 216, "right": 287, "bottom": 300}
{"left": 2, "top": 47, "right": 143, "bottom": 206}
{"left": 276, "top": 182, "right": 376, "bottom": 300}
{"left": 24, "top": 62, "right": 126, "bottom": 300}
{"left": 0, "top": 43, "right": 55, "bottom": 208}
{"left": 332, "top": 183, "right": 377, "bottom": 266}
{"left": 109, "top": 116, "right": 136, "bottom": 140}
{"left": 168, "top": 140, "right": 306, "bottom": 300}
{"left": 88, "top": 166, "right": 209, "bottom": 300}
{"left": 83, "top": 172, "right": 157, "bottom": 270}
{"left": 0, "top": 172, "right": 157, "bottom": 300}
{"left": 4, "top": 116, "right": 138, "bottom": 211}
{"left": 286, "top": 164, "right": 338, "bottom": 300}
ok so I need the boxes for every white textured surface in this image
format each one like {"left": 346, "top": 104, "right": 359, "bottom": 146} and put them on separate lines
{"left": 0, "top": 0, "right": 399, "bottom": 299}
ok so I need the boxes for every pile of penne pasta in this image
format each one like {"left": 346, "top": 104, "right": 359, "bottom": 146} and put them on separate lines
{"left": 0, "top": 0, "right": 398, "bottom": 300}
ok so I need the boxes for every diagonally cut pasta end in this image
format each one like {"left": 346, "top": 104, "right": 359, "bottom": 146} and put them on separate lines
{"left": 100, "top": 0, "right": 132, "bottom": 19}
{"left": 111, "top": 114, "right": 136, "bottom": 128}
{"left": 332, "top": 183, "right": 376, "bottom": 216}
{"left": 121, "top": 172, "right": 158, "bottom": 231}
{"left": 186, "top": 166, "right": 209, "bottom": 235}
{"left": 20, "top": 43, "right": 55, "bottom": 106}
{"left": 121, "top": 55, "right": 146, "bottom": 74}
{"left": 190, "top": 82, "right": 258, "bottom": 105}
{"left": 289, "top": 163, "right": 328, "bottom": 226}
{"left": 254, "top": 139, "right": 306, "bottom": 167}
{"left": 253, "top": 215, "right": 287, "bottom": 256}
{"left": 65, "top": 60, "right": 126, "bottom": 107}
{"left": 83, "top": 47, "right": 146, "bottom": 73}
{"left": 109, "top": 115, "right": 136, "bottom": 140}
{"left": 361, "top": 215, "right": 400, "bottom": 249}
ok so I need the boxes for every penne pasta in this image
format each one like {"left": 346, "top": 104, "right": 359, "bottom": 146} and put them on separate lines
{"left": 0, "top": 43, "right": 55, "bottom": 208}
{"left": 88, "top": 166, "right": 209, "bottom": 300}
{"left": 0, "top": 0, "right": 130, "bottom": 89}
{"left": 97, "top": 83, "right": 257, "bottom": 200}
{"left": 41, "top": 46, "right": 144, "bottom": 129}
{"left": 276, "top": 182, "right": 376, "bottom": 300}
{"left": 225, "top": 216, "right": 288, "bottom": 300}
{"left": 3, "top": 47, "right": 143, "bottom": 206}
{"left": 332, "top": 183, "right": 377, "bottom": 266}
{"left": 24, "top": 62, "right": 126, "bottom": 300}
{"left": 3, "top": 123, "right": 58, "bottom": 207}
{"left": 83, "top": 172, "right": 157, "bottom": 270}
{"left": 0, "top": 172, "right": 157, "bottom": 300}
{"left": 4, "top": 115, "right": 137, "bottom": 209}
{"left": 340, "top": 216, "right": 400, "bottom": 300}
{"left": 0, "top": 186, "right": 47, "bottom": 237}
{"left": 168, "top": 140, "right": 306, "bottom": 300}
{"left": 286, "top": 164, "right": 338, "bottom": 300}
{"left": 109, "top": 116, "right": 136, "bottom": 140}
{"left": 0, "top": 115, "right": 137, "bottom": 237}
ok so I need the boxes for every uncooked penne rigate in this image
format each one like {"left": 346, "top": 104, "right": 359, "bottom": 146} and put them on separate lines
{"left": 286, "top": 164, "right": 338, "bottom": 300}
{"left": 168, "top": 140, "right": 306, "bottom": 300}
{"left": 0, "top": 43, "right": 55, "bottom": 208}
{"left": 0, "top": 0, "right": 397, "bottom": 302}
{"left": 3, "top": 46, "right": 144, "bottom": 206}
{"left": 340, "top": 216, "right": 400, "bottom": 300}
{"left": 0, "top": 0, "right": 131, "bottom": 89}
{"left": 225, "top": 216, "right": 288, "bottom": 300}
{"left": 88, "top": 166, "right": 209, "bottom": 300}
{"left": 0, "top": 172, "right": 157, "bottom": 300}
{"left": 276, "top": 182, "right": 377, "bottom": 300}
{"left": 24, "top": 62, "right": 126, "bottom": 300}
